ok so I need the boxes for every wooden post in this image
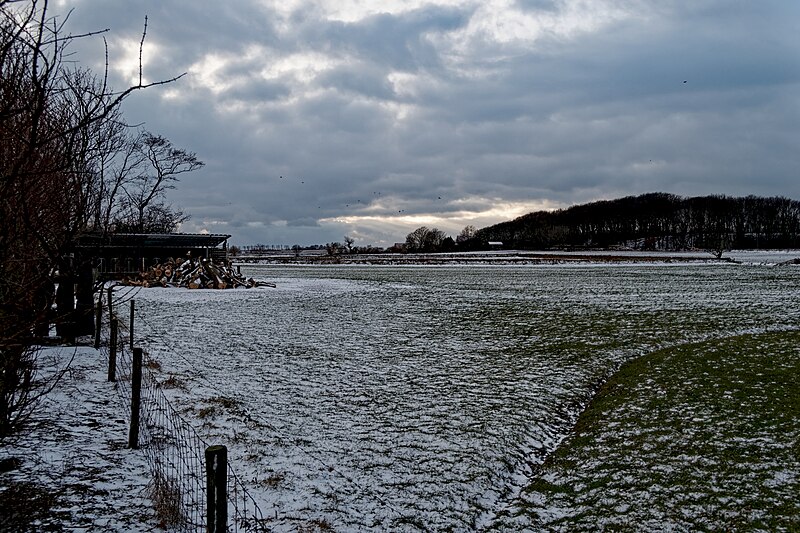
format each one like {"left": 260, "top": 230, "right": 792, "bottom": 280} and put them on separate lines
{"left": 107, "top": 286, "right": 113, "bottom": 319}
{"left": 94, "top": 292, "right": 103, "bottom": 349}
{"left": 205, "top": 445, "right": 228, "bottom": 533}
{"left": 55, "top": 273, "right": 75, "bottom": 343}
{"left": 108, "top": 318, "right": 118, "bottom": 382}
{"left": 129, "top": 300, "right": 135, "bottom": 349}
{"left": 128, "top": 347, "right": 143, "bottom": 449}
{"left": 74, "top": 263, "right": 95, "bottom": 336}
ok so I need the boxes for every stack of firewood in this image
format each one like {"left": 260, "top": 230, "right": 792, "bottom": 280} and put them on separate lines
{"left": 121, "top": 257, "right": 275, "bottom": 289}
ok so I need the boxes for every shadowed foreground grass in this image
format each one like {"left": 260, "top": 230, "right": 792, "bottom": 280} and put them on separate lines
{"left": 513, "top": 330, "right": 800, "bottom": 531}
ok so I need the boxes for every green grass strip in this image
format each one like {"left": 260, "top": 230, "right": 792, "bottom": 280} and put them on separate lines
{"left": 515, "top": 330, "right": 800, "bottom": 532}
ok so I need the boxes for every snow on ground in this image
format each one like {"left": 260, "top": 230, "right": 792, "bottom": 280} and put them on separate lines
{"left": 126, "top": 263, "right": 800, "bottom": 530}
{"left": 3, "top": 260, "right": 800, "bottom": 531}
{"left": 0, "top": 344, "right": 156, "bottom": 531}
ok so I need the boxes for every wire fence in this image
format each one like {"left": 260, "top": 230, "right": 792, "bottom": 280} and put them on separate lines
{"left": 97, "top": 287, "right": 270, "bottom": 531}
{"left": 121, "top": 285, "right": 412, "bottom": 529}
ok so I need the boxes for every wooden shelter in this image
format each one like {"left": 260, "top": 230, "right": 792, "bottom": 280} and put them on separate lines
{"left": 47, "top": 233, "right": 231, "bottom": 340}
{"left": 73, "top": 232, "right": 231, "bottom": 279}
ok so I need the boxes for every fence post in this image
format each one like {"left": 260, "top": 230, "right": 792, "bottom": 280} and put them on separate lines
{"left": 128, "top": 347, "right": 143, "bottom": 449}
{"left": 108, "top": 318, "right": 118, "bottom": 382}
{"left": 129, "top": 300, "right": 135, "bottom": 349}
{"left": 107, "top": 286, "right": 113, "bottom": 319}
{"left": 205, "top": 445, "right": 228, "bottom": 533}
{"left": 94, "top": 292, "right": 103, "bottom": 349}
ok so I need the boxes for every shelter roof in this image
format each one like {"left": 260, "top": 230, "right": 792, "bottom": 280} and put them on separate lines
{"left": 74, "top": 233, "right": 230, "bottom": 249}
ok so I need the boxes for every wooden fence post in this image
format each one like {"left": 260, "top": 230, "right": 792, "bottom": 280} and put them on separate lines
{"left": 129, "top": 300, "right": 135, "bottom": 349}
{"left": 107, "top": 286, "right": 113, "bottom": 319}
{"left": 205, "top": 445, "right": 228, "bottom": 533}
{"left": 108, "top": 318, "right": 117, "bottom": 382}
{"left": 128, "top": 347, "right": 143, "bottom": 449}
{"left": 94, "top": 292, "right": 103, "bottom": 349}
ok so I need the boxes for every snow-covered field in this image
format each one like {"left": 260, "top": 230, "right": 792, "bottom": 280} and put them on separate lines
{"left": 115, "top": 261, "right": 800, "bottom": 531}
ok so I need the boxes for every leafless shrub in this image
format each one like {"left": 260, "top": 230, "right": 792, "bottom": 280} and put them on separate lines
{"left": 0, "top": 1, "right": 193, "bottom": 439}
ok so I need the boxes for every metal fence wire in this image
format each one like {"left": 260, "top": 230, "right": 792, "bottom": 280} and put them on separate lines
{"left": 98, "top": 292, "right": 269, "bottom": 532}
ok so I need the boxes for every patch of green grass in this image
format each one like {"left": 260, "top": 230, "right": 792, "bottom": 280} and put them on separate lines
{"left": 515, "top": 330, "right": 800, "bottom": 531}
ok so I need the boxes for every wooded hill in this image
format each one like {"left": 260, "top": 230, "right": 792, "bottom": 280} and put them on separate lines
{"left": 470, "top": 193, "right": 800, "bottom": 251}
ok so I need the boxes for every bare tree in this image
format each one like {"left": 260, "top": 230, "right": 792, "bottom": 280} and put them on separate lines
{"left": 88, "top": 114, "right": 146, "bottom": 233}
{"left": 457, "top": 225, "right": 476, "bottom": 243}
{"left": 344, "top": 235, "right": 355, "bottom": 253}
{"left": 0, "top": 0, "right": 187, "bottom": 439}
{"left": 325, "top": 242, "right": 342, "bottom": 256}
{"left": 405, "top": 226, "right": 430, "bottom": 252}
{"left": 405, "top": 226, "right": 447, "bottom": 252}
{"left": 119, "top": 131, "right": 203, "bottom": 233}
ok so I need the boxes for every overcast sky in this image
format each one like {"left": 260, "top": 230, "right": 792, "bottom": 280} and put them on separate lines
{"left": 54, "top": 0, "right": 800, "bottom": 246}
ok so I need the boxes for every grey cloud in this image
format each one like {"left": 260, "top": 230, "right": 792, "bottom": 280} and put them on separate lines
{"left": 225, "top": 79, "right": 291, "bottom": 103}
{"left": 306, "top": 6, "right": 472, "bottom": 72}
{"left": 515, "top": 0, "right": 562, "bottom": 12}
{"left": 62, "top": 2, "right": 282, "bottom": 83}
{"left": 286, "top": 217, "right": 321, "bottom": 228}
{"left": 315, "top": 64, "right": 396, "bottom": 100}
{"left": 50, "top": 0, "right": 800, "bottom": 245}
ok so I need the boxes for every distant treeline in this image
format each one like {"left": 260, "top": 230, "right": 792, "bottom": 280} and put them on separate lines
{"left": 470, "top": 193, "right": 800, "bottom": 251}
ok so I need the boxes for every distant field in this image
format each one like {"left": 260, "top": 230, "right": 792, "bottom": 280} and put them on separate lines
{"left": 498, "top": 330, "right": 800, "bottom": 531}
{"left": 235, "top": 249, "right": 800, "bottom": 266}
{"left": 129, "top": 263, "right": 800, "bottom": 531}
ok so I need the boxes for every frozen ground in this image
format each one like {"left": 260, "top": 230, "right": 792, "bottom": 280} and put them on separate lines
{"left": 0, "top": 345, "right": 156, "bottom": 531}
{"left": 118, "top": 262, "right": 800, "bottom": 531}
{"left": 2, "top": 260, "right": 799, "bottom": 531}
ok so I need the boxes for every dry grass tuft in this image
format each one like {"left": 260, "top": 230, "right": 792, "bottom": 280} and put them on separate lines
{"left": 197, "top": 406, "right": 216, "bottom": 418}
{"left": 205, "top": 396, "right": 241, "bottom": 409}
{"left": 298, "top": 517, "right": 335, "bottom": 532}
{"left": 161, "top": 374, "right": 187, "bottom": 390}
{"left": 147, "top": 471, "right": 185, "bottom": 528}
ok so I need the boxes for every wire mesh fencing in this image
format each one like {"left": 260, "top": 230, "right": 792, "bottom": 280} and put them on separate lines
{"left": 97, "top": 289, "right": 269, "bottom": 531}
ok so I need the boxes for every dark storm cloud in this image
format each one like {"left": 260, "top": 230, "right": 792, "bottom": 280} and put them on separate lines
{"left": 50, "top": 0, "right": 800, "bottom": 245}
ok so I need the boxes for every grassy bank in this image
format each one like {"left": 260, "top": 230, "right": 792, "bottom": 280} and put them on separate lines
{"left": 507, "top": 330, "right": 800, "bottom": 531}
